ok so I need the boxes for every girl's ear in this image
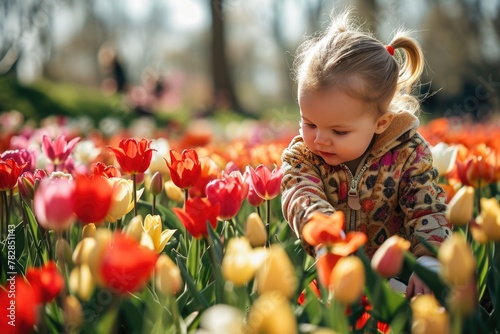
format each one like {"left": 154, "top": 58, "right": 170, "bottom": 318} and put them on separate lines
{"left": 374, "top": 112, "right": 394, "bottom": 134}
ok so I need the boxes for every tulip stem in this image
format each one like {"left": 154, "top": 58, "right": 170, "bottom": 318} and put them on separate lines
{"left": 1, "top": 191, "right": 6, "bottom": 238}
{"left": 133, "top": 174, "right": 138, "bottom": 216}
{"left": 152, "top": 195, "right": 156, "bottom": 215}
{"left": 265, "top": 199, "right": 271, "bottom": 247}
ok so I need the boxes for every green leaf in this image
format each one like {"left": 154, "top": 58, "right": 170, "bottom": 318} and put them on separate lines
{"left": 471, "top": 239, "right": 491, "bottom": 301}
{"left": 175, "top": 254, "right": 209, "bottom": 310}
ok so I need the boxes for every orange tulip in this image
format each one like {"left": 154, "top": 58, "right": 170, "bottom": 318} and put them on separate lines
{"left": 0, "top": 157, "right": 27, "bottom": 191}
{"left": 371, "top": 235, "right": 410, "bottom": 278}
{"left": 26, "top": 261, "right": 65, "bottom": 303}
{"left": 303, "top": 211, "right": 367, "bottom": 287}
{"left": 73, "top": 174, "right": 113, "bottom": 225}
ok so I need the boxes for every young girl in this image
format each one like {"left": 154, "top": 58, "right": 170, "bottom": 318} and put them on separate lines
{"left": 281, "top": 10, "right": 452, "bottom": 298}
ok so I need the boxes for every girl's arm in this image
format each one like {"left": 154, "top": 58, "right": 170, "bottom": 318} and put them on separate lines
{"left": 281, "top": 137, "right": 335, "bottom": 255}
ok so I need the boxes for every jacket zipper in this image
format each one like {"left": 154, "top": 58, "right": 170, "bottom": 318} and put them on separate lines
{"left": 341, "top": 163, "right": 369, "bottom": 231}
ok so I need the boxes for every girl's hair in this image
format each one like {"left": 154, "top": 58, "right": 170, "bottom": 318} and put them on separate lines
{"left": 294, "top": 9, "right": 424, "bottom": 115}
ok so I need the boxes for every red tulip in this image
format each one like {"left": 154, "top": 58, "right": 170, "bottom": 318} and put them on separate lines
{"left": 247, "top": 164, "right": 283, "bottom": 200}
{"left": 100, "top": 233, "right": 158, "bottom": 294}
{"left": 172, "top": 197, "right": 220, "bottom": 239}
{"left": 108, "top": 138, "right": 155, "bottom": 175}
{"left": 1, "top": 149, "right": 33, "bottom": 173}
{"left": 0, "top": 158, "right": 28, "bottom": 191}
{"left": 247, "top": 183, "right": 265, "bottom": 207}
{"left": 42, "top": 134, "right": 80, "bottom": 166}
{"left": 73, "top": 174, "right": 113, "bottom": 225}
{"left": 302, "top": 211, "right": 367, "bottom": 287}
{"left": 34, "top": 178, "right": 75, "bottom": 231}
{"left": 26, "top": 261, "right": 64, "bottom": 303}
{"left": 206, "top": 176, "right": 243, "bottom": 220}
{"left": 0, "top": 276, "right": 37, "bottom": 334}
{"left": 92, "top": 162, "right": 122, "bottom": 178}
{"left": 167, "top": 149, "right": 202, "bottom": 190}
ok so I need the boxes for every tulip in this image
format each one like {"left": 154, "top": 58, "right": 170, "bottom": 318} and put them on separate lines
{"left": 206, "top": 176, "right": 244, "bottom": 220}
{"left": 438, "top": 232, "right": 476, "bottom": 286}
{"left": 0, "top": 157, "right": 28, "bottom": 191}
{"left": 454, "top": 144, "right": 496, "bottom": 188}
{"left": 430, "top": 143, "right": 458, "bottom": 176}
{"left": 107, "top": 138, "right": 155, "bottom": 175}
{"left": 64, "top": 295, "right": 83, "bottom": 332}
{"left": 330, "top": 256, "right": 365, "bottom": 304}
{"left": 125, "top": 215, "right": 144, "bottom": 242}
{"left": 371, "top": 235, "right": 411, "bottom": 278}
{"left": 172, "top": 197, "right": 220, "bottom": 239}
{"left": 87, "top": 228, "right": 113, "bottom": 286}
{"left": 247, "top": 164, "right": 283, "bottom": 200}
{"left": 245, "top": 291, "right": 298, "bottom": 334}
{"left": 245, "top": 212, "right": 268, "bottom": 247}
{"left": 164, "top": 180, "right": 184, "bottom": 203}
{"left": 105, "top": 178, "right": 140, "bottom": 223}
{"left": 34, "top": 177, "right": 75, "bottom": 231}
{"left": 199, "top": 304, "right": 245, "bottom": 334}
{"left": 247, "top": 183, "right": 265, "bottom": 207}
{"left": 0, "top": 276, "right": 37, "bottom": 333}
{"left": 166, "top": 148, "right": 201, "bottom": 189}
{"left": 1, "top": 148, "right": 33, "bottom": 173}
{"left": 447, "top": 277, "right": 478, "bottom": 317}
{"left": 188, "top": 156, "right": 221, "bottom": 198}
{"left": 155, "top": 254, "right": 183, "bottom": 296}
{"left": 100, "top": 233, "right": 158, "bottom": 294}
{"left": 73, "top": 174, "right": 113, "bottom": 225}
{"left": 142, "top": 214, "right": 176, "bottom": 253}
{"left": 69, "top": 264, "right": 95, "bottom": 301}
{"left": 445, "top": 185, "right": 474, "bottom": 227}
{"left": 26, "top": 261, "right": 65, "bottom": 303}
{"left": 255, "top": 244, "right": 297, "bottom": 299}
{"left": 18, "top": 171, "right": 36, "bottom": 202}
{"left": 41, "top": 134, "right": 80, "bottom": 167}
{"left": 92, "top": 162, "right": 122, "bottom": 178}
{"left": 476, "top": 197, "right": 500, "bottom": 241}
{"left": 149, "top": 171, "right": 163, "bottom": 196}
{"left": 82, "top": 223, "right": 96, "bottom": 239}
{"left": 72, "top": 139, "right": 101, "bottom": 165}
{"left": 411, "top": 295, "right": 449, "bottom": 334}
{"left": 222, "top": 237, "right": 266, "bottom": 286}
{"left": 302, "top": 211, "right": 367, "bottom": 287}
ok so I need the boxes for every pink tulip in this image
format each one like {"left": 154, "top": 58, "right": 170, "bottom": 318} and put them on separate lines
{"left": 247, "top": 183, "right": 265, "bottom": 207}
{"left": 247, "top": 164, "right": 283, "bottom": 200}
{"left": 206, "top": 177, "right": 244, "bottom": 220}
{"left": 42, "top": 134, "right": 80, "bottom": 167}
{"left": 34, "top": 178, "right": 75, "bottom": 231}
{"left": 371, "top": 235, "right": 411, "bottom": 278}
{"left": 1, "top": 149, "right": 34, "bottom": 173}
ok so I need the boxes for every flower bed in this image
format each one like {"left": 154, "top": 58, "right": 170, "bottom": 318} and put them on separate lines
{"left": 0, "top": 111, "right": 499, "bottom": 333}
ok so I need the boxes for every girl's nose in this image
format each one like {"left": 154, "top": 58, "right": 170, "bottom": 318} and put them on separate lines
{"left": 314, "top": 129, "right": 331, "bottom": 146}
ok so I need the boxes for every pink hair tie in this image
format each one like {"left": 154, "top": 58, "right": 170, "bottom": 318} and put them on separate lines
{"left": 386, "top": 45, "right": 395, "bottom": 56}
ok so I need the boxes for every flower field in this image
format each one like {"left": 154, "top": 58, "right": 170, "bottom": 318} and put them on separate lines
{"left": 1, "top": 110, "right": 500, "bottom": 334}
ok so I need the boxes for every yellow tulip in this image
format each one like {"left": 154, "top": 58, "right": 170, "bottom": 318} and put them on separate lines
{"left": 155, "top": 254, "right": 183, "bottom": 296}
{"left": 447, "top": 278, "right": 478, "bottom": 317}
{"left": 82, "top": 223, "right": 96, "bottom": 238}
{"left": 246, "top": 291, "right": 298, "bottom": 334}
{"left": 438, "top": 232, "right": 476, "bottom": 286}
{"left": 330, "top": 256, "right": 365, "bottom": 304}
{"left": 106, "top": 178, "right": 143, "bottom": 223}
{"left": 477, "top": 197, "right": 500, "bottom": 241}
{"left": 411, "top": 294, "right": 449, "bottom": 334}
{"left": 222, "top": 237, "right": 266, "bottom": 286}
{"left": 255, "top": 244, "right": 297, "bottom": 299}
{"left": 445, "top": 186, "right": 474, "bottom": 227}
{"left": 87, "top": 228, "right": 113, "bottom": 286}
{"left": 72, "top": 237, "right": 97, "bottom": 266}
{"left": 125, "top": 215, "right": 144, "bottom": 243}
{"left": 164, "top": 180, "right": 184, "bottom": 203}
{"left": 69, "top": 264, "right": 95, "bottom": 301}
{"left": 142, "top": 214, "right": 176, "bottom": 253}
{"left": 64, "top": 295, "right": 83, "bottom": 333}
{"left": 245, "top": 212, "right": 268, "bottom": 247}
{"left": 199, "top": 304, "right": 245, "bottom": 334}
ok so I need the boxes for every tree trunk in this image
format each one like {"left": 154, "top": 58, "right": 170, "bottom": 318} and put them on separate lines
{"left": 208, "top": 0, "right": 252, "bottom": 117}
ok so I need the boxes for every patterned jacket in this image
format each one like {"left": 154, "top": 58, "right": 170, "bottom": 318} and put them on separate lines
{"left": 281, "top": 112, "right": 452, "bottom": 258}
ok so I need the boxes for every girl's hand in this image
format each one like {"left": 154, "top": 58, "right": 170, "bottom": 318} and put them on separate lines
{"left": 405, "top": 273, "right": 432, "bottom": 298}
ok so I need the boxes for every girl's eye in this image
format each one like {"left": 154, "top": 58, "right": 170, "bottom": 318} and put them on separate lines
{"left": 333, "top": 130, "right": 348, "bottom": 135}
{"left": 304, "top": 123, "right": 316, "bottom": 129}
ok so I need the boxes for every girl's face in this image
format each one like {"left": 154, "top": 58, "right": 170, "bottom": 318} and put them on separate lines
{"left": 299, "top": 88, "right": 393, "bottom": 167}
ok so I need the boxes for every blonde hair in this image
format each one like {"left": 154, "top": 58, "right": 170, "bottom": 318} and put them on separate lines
{"left": 294, "top": 9, "right": 424, "bottom": 115}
